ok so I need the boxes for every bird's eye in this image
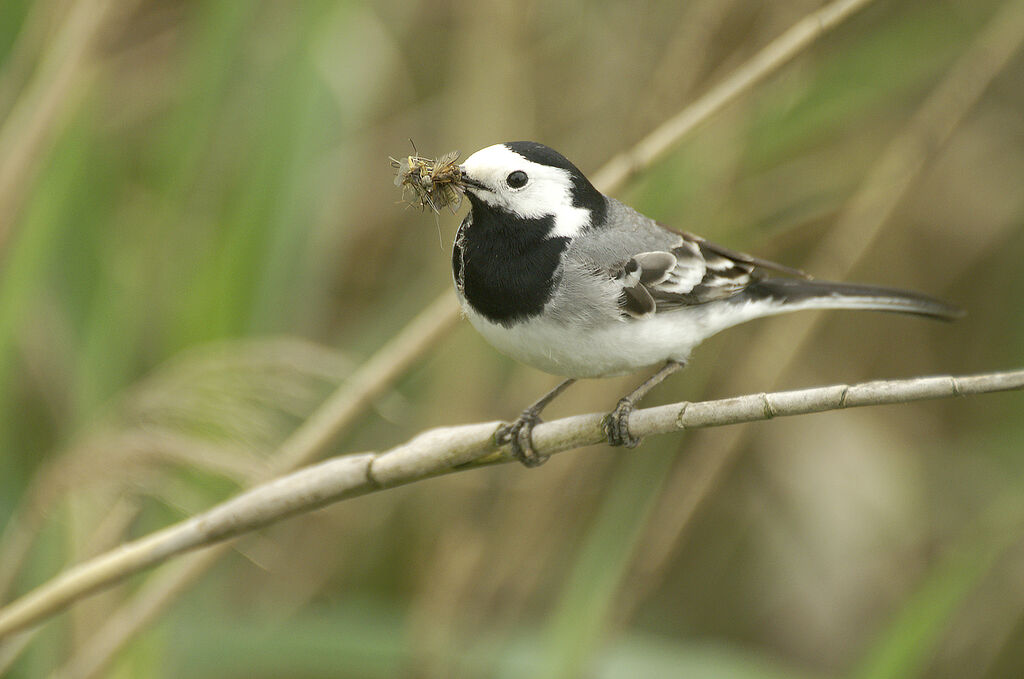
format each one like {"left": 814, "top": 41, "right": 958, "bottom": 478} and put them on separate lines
{"left": 506, "top": 170, "right": 528, "bottom": 189}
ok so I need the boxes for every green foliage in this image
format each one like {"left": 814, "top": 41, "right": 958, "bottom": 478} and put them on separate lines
{"left": 1, "top": 0, "right": 1023, "bottom": 677}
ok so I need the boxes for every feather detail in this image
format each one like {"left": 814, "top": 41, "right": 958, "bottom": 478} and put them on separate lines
{"left": 620, "top": 282, "right": 656, "bottom": 318}
{"left": 633, "top": 252, "right": 677, "bottom": 285}
{"left": 612, "top": 229, "right": 816, "bottom": 317}
{"left": 680, "top": 229, "right": 810, "bottom": 280}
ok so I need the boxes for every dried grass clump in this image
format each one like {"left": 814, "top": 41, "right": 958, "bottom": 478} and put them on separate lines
{"left": 390, "top": 148, "right": 463, "bottom": 213}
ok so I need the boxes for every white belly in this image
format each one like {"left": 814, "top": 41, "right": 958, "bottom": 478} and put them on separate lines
{"left": 462, "top": 304, "right": 712, "bottom": 378}
{"left": 460, "top": 293, "right": 800, "bottom": 378}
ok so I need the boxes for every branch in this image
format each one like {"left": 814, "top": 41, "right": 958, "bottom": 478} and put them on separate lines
{"left": 619, "top": 0, "right": 1024, "bottom": 612}
{"left": 0, "top": 368, "right": 1021, "bottom": 640}
{"left": 271, "top": 0, "right": 884, "bottom": 476}
{"left": 19, "top": 0, "right": 886, "bottom": 673}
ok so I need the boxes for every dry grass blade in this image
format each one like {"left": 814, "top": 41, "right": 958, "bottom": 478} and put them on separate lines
{"left": 622, "top": 0, "right": 1024, "bottom": 620}
{"left": 390, "top": 148, "right": 463, "bottom": 214}
{"left": 0, "top": 0, "right": 120, "bottom": 252}
{"left": 589, "top": 0, "right": 877, "bottom": 190}
{"left": 0, "top": 368, "right": 1021, "bottom": 643}
{"left": 0, "top": 338, "right": 351, "bottom": 605}
{"left": 31, "top": 0, "right": 886, "bottom": 674}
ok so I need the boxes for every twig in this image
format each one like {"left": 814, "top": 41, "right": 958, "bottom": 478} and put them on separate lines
{"left": 588, "top": 0, "right": 876, "bottom": 191}
{"left": 0, "top": 368, "right": 1020, "bottom": 641}
{"left": 29, "top": 0, "right": 883, "bottom": 674}
{"left": 270, "top": 0, "right": 881, "bottom": 475}
{"left": 623, "top": 0, "right": 1024, "bottom": 615}
{"left": 272, "top": 292, "right": 461, "bottom": 472}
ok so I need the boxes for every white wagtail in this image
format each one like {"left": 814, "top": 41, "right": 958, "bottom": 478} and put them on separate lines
{"left": 450, "top": 141, "right": 961, "bottom": 467}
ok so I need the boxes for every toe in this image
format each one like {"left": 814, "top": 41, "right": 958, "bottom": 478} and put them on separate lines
{"left": 604, "top": 402, "right": 641, "bottom": 448}
{"left": 500, "top": 416, "right": 549, "bottom": 467}
{"left": 495, "top": 424, "right": 513, "bottom": 445}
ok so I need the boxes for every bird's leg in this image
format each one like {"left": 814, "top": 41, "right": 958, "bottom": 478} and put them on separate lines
{"left": 496, "top": 378, "right": 576, "bottom": 467}
{"left": 604, "top": 360, "right": 685, "bottom": 448}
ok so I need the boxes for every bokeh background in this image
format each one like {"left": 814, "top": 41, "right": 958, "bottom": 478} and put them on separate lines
{"left": 2, "top": 0, "right": 1024, "bottom": 677}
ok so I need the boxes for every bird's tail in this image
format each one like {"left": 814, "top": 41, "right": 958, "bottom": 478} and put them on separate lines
{"left": 744, "top": 278, "right": 963, "bottom": 321}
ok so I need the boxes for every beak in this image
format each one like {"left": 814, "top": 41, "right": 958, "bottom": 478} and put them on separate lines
{"left": 459, "top": 165, "right": 486, "bottom": 191}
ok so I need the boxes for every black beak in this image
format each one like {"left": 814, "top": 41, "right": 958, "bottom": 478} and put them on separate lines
{"left": 459, "top": 166, "right": 486, "bottom": 191}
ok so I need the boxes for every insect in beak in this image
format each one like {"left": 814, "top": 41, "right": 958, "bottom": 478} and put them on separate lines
{"left": 389, "top": 146, "right": 464, "bottom": 213}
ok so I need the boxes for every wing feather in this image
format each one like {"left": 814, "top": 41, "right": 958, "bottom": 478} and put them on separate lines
{"left": 612, "top": 230, "right": 807, "bottom": 317}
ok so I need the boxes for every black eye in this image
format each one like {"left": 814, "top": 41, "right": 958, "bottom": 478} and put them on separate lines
{"left": 506, "top": 170, "right": 528, "bottom": 189}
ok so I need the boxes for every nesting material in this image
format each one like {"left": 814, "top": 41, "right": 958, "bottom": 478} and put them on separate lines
{"left": 390, "top": 148, "right": 463, "bottom": 214}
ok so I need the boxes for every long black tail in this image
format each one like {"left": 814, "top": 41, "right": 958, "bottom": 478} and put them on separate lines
{"left": 745, "top": 278, "right": 963, "bottom": 321}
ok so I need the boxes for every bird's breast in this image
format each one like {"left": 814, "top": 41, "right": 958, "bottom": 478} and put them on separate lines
{"left": 452, "top": 207, "right": 569, "bottom": 325}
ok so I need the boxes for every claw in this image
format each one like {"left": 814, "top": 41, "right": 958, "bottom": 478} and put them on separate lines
{"left": 603, "top": 398, "right": 642, "bottom": 448}
{"left": 496, "top": 411, "right": 549, "bottom": 467}
{"left": 602, "top": 360, "right": 685, "bottom": 448}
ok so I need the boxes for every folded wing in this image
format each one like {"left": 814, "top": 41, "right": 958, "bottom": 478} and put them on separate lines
{"left": 613, "top": 231, "right": 806, "bottom": 318}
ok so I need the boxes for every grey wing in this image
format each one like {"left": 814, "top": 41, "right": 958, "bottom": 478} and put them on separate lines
{"left": 611, "top": 228, "right": 810, "bottom": 319}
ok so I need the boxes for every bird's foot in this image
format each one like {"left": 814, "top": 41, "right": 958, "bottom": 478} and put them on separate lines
{"left": 496, "top": 410, "right": 548, "bottom": 467}
{"left": 603, "top": 398, "right": 642, "bottom": 448}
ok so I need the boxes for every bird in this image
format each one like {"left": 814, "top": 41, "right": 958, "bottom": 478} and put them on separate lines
{"left": 450, "top": 141, "right": 961, "bottom": 467}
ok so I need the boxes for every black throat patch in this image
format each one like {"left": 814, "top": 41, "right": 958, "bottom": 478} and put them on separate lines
{"left": 453, "top": 198, "right": 569, "bottom": 326}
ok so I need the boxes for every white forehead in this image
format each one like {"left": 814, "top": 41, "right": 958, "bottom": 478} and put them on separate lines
{"left": 463, "top": 143, "right": 524, "bottom": 171}
{"left": 462, "top": 144, "right": 573, "bottom": 187}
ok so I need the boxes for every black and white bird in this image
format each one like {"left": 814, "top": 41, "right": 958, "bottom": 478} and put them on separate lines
{"left": 451, "top": 141, "right": 960, "bottom": 467}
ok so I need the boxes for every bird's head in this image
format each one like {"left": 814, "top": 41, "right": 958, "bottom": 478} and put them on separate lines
{"left": 459, "top": 142, "right": 607, "bottom": 237}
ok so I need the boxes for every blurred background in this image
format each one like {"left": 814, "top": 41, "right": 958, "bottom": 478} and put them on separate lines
{"left": 1, "top": 0, "right": 1023, "bottom": 677}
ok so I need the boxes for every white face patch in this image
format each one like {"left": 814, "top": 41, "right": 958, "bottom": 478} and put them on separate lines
{"left": 461, "top": 144, "right": 593, "bottom": 238}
